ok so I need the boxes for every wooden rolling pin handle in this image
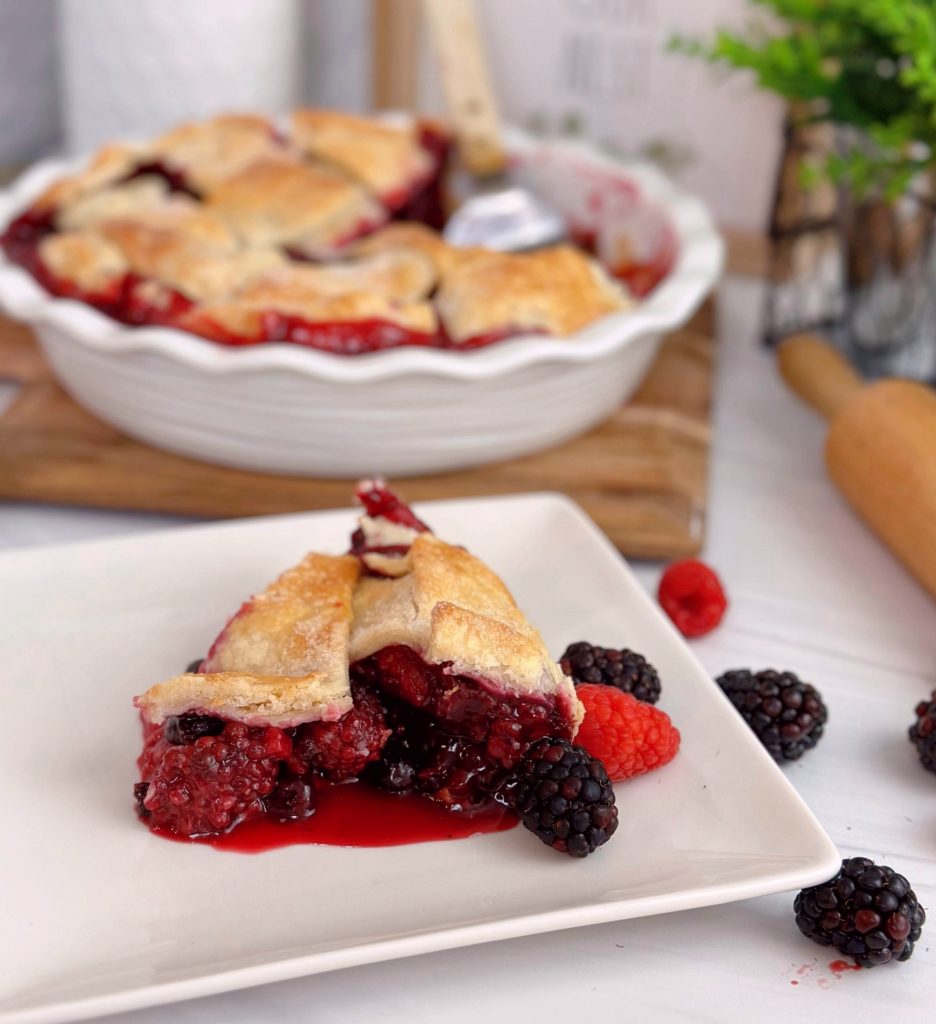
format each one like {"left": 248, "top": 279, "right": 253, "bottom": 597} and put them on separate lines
{"left": 777, "top": 333, "right": 864, "bottom": 421}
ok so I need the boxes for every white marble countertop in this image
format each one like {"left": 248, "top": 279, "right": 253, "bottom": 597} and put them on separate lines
{"left": 2, "top": 277, "right": 933, "bottom": 1022}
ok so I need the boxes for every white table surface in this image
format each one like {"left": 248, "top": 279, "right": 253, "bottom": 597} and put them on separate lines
{"left": 2, "top": 276, "right": 933, "bottom": 1022}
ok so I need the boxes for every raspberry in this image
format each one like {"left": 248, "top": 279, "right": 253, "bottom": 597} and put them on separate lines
{"left": 138, "top": 721, "right": 292, "bottom": 837}
{"left": 559, "top": 642, "right": 661, "bottom": 704}
{"left": 290, "top": 682, "right": 391, "bottom": 782}
{"left": 909, "top": 690, "right": 936, "bottom": 773}
{"left": 658, "top": 559, "right": 727, "bottom": 638}
{"left": 795, "top": 857, "right": 925, "bottom": 967}
{"left": 574, "top": 684, "right": 680, "bottom": 781}
{"left": 509, "top": 738, "right": 618, "bottom": 857}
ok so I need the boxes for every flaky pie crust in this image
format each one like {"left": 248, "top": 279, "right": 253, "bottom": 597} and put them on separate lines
{"left": 437, "top": 245, "right": 631, "bottom": 344}
{"left": 136, "top": 533, "right": 582, "bottom": 732}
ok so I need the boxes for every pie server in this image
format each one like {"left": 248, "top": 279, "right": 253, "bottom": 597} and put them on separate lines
{"left": 422, "top": 0, "right": 566, "bottom": 252}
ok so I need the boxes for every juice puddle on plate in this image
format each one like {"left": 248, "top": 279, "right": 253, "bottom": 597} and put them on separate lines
{"left": 152, "top": 782, "right": 518, "bottom": 852}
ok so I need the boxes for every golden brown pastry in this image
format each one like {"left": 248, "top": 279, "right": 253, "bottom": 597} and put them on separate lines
{"left": 290, "top": 109, "right": 434, "bottom": 201}
{"left": 136, "top": 552, "right": 361, "bottom": 726}
{"left": 436, "top": 245, "right": 631, "bottom": 344}
{"left": 204, "top": 155, "right": 386, "bottom": 256}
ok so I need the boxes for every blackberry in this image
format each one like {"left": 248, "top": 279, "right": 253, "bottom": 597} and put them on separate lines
{"left": 265, "top": 772, "right": 316, "bottom": 821}
{"left": 795, "top": 857, "right": 925, "bottom": 967}
{"left": 508, "top": 738, "right": 618, "bottom": 858}
{"left": 164, "top": 713, "right": 225, "bottom": 746}
{"left": 716, "top": 668, "right": 826, "bottom": 762}
{"left": 909, "top": 691, "right": 936, "bottom": 773}
{"left": 560, "top": 642, "right": 661, "bottom": 704}
{"left": 184, "top": 658, "right": 204, "bottom": 674}
{"left": 365, "top": 735, "right": 418, "bottom": 794}
{"left": 133, "top": 781, "right": 150, "bottom": 818}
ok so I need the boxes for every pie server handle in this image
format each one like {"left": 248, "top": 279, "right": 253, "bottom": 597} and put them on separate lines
{"left": 421, "top": 0, "right": 507, "bottom": 179}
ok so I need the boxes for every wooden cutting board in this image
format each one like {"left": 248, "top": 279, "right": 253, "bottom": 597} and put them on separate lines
{"left": 0, "top": 304, "right": 714, "bottom": 558}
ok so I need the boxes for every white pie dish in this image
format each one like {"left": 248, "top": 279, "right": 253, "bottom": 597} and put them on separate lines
{"left": 0, "top": 494, "right": 837, "bottom": 1024}
{"left": 0, "top": 128, "right": 723, "bottom": 477}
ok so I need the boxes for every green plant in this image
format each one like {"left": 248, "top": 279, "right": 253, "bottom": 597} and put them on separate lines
{"left": 671, "top": 0, "right": 936, "bottom": 197}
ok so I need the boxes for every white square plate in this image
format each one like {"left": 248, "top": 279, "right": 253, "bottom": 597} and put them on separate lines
{"left": 0, "top": 494, "right": 838, "bottom": 1024}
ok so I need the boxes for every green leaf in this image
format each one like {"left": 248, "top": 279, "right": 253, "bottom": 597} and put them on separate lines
{"left": 669, "top": 0, "right": 936, "bottom": 192}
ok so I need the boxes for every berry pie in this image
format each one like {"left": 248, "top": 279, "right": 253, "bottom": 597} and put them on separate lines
{"left": 132, "top": 482, "right": 605, "bottom": 855}
{"left": 2, "top": 108, "right": 638, "bottom": 355}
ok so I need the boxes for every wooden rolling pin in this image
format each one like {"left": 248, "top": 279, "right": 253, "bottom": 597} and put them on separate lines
{"left": 779, "top": 333, "right": 936, "bottom": 598}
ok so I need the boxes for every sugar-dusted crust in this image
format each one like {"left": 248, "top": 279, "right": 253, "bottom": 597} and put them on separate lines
{"left": 203, "top": 155, "right": 386, "bottom": 255}
{"left": 204, "top": 551, "right": 360, "bottom": 676}
{"left": 151, "top": 113, "right": 284, "bottom": 192}
{"left": 34, "top": 142, "right": 152, "bottom": 212}
{"left": 39, "top": 231, "right": 128, "bottom": 292}
{"left": 99, "top": 217, "right": 284, "bottom": 302}
{"left": 349, "top": 533, "right": 583, "bottom": 726}
{"left": 136, "top": 552, "right": 360, "bottom": 725}
{"left": 100, "top": 196, "right": 238, "bottom": 252}
{"left": 349, "top": 223, "right": 464, "bottom": 278}
{"left": 436, "top": 244, "right": 631, "bottom": 344}
{"left": 56, "top": 176, "right": 170, "bottom": 232}
{"left": 237, "top": 251, "right": 436, "bottom": 305}
{"left": 134, "top": 671, "right": 350, "bottom": 728}
{"left": 290, "top": 109, "right": 433, "bottom": 199}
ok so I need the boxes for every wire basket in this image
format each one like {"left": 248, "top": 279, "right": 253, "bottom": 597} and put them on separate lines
{"left": 764, "top": 118, "right": 936, "bottom": 381}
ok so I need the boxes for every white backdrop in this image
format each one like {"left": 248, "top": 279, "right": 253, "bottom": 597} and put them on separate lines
{"left": 471, "top": 0, "right": 783, "bottom": 234}
{"left": 0, "top": 0, "right": 780, "bottom": 232}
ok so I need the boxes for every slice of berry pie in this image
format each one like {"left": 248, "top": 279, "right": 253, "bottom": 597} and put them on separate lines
{"left": 133, "top": 482, "right": 596, "bottom": 853}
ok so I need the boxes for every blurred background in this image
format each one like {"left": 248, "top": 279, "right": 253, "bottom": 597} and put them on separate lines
{"left": 3, "top": 0, "right": 936, "bottom": 571}
{"left": 0, "top": 0, "right": 781, "bottom": 242}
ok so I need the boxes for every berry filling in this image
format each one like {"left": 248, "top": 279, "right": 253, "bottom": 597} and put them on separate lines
{"left": 0, "top": 207, "right": 56, "bottom": 273}
{"left": 288, "top": 681, "right": 391, "bottom": 782}
{"left": 349, "top": 479, "right": 431, "bottom": 571}
{"left": 354, "top": 479, "right": 432, "bottom": 531}
{"left": 164, "top": 712, "right": 224, "bottom": 746}
{"left": 262, "top": 313, "right": 437, "bottom": 352}
{"left": 135, "top": 646, "right": 570, "bottom": 838}
{"left": 188, "top": 311, "right": 440, "bottom": 352}
{"left": 0, "top": 219, "right": 196, "bottom": 330}
{"left": 121, "top": 160, "right": 201, "bottom": 198}
{"left": 353, "top": 645, "right": 570, "bottom": 811}
{"left": 391, "top": 123, "right": 451, "bottom": 229}
{"left": 136, "top": 719, "right": 292, "bottom": 837}
{"left": 449, "top": 325, "right": 551, "bottom": 350}
{"left": 263, "top": 770, "right": 317, "bottom": 821}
